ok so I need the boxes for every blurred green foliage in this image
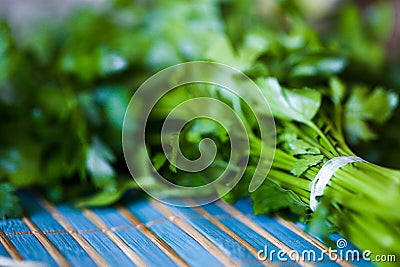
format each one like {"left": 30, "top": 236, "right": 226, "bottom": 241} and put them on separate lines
{"left": 0, "top": 0, "right": 399, "bottom": 217}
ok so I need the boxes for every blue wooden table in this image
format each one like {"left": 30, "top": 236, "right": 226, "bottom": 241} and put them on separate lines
{"left": 0, "top": 193, "right": 371, "bottom": 266}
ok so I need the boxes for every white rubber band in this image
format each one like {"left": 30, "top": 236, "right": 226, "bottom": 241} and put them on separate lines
{"left": 310, "top": 156, "right": 364, "bottom": 212}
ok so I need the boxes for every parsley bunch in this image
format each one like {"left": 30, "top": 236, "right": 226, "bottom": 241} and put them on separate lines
{"left": 1, "top": 0, "right": 400, "bottom": 262}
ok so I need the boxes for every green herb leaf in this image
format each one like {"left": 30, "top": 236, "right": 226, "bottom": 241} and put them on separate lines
{"left": 251, "top": 180, "right": 307, "bottom": 215}
{"left": 344, "top": 86, "right": 399, "bottom": 143}
{"left": 287, "top": 139, "right": 320, "bottom": 156}
{"left": 86, "top": 137, "right": 116, "bottom": 190}
{"left": 258, "top": 78, "right": 321, "bottom": 125}
{"left": 291, "top": 155, "right": 324, "bottom": 176}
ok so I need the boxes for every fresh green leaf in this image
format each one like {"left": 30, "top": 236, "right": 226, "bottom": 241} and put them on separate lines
{"left": 291, "top": 155, "right": 324, "bottom": 176}
{"left": 287, "top": 139, "right": 320, "bottom": 155}
{"left": 186, "top": 118, "right": 228, "bottom": 143}
{"left": 251, "top": 180, "right": 308, "bottom": 215}
{"left": 86, "top": 137, "right": 116, "bottom": 190}
{"left": 258, "top": 77, "right": 321, "bottom": 125}
{"left": 345, "top": 86, "right": 399, "bottom": 143}
{"left": 152, "top": 153, "right": 167, "bottom": 171}
{"left": 77, "top": 179, "right": 139, "bottom": 207}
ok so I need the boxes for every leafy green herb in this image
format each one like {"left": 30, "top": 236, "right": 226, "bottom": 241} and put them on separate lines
{"left": 0, "top": 183, "right": 22, "bottom": 219}
{"left": 0, "top": 0, "right": 400, "bottom": 263}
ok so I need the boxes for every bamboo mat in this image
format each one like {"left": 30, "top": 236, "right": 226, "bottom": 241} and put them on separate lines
{"left": 0, "top": 193, "right": 371, "bottom": 267}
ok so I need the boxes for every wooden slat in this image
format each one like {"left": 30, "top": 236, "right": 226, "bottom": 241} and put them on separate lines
{"left": 38, "top": 198, "right": 110, "bottom": 267}
{"left": 191, "top": 203, "right": 273, "bottom": 267}
{"left": 117, "top": 205, "right": 189, "bottom": 267}
{"left": 0, "top": 230, "right": 23, "bottom": 260}
{"left": 83, "top": 209, "right": 148, "bottom": 267}
{"left": 276, "top": 218, "right": 354, "bottom": 267}
{"left": 151, "top": 200, "right": 239, "bottom": 267}
{"left": 21, "top": 216, "right": 71, "bottom": 267}
{"left": 124, "top": 200, "right": 221, "bottom": 266}
{"left": 216, "top": 201, "right": 314, "bottom": 267}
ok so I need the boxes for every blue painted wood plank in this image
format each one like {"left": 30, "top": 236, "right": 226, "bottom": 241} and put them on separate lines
{"left": 200, "top": 202, "right": 299, "bottom": 265}
{"left": 294, "top": 222, "right": 374, "bottom": 267}
{"left": 233, "top": 198, "right": 345, "bottom": 266}
{"left": 0, "top": 241, "right": 9, "bottom": 257}
{"left": 56, "top": 204, "right": 136, "bottom": 267}
{"left": 0, "top": 219, "right": 57, "bottom": 266}
{"left": 166, "top": 204, "right": 264, "bottom": 266}
{"left": 1, "top": 192, "right": 373, "bottom": 267}
{"left": 55, "top": 204, "right": 100, "bottom": 231}
{"left": 123, "top": 199, "right": 221, "bottom": 267}
{"left": 236, "top": 198, "right": 373, "bottom": 266}
{"left": 18, "top": 194, "right": 97, "bottom": 267}
{"left": 79, "top": 231, "right": 135, "bottom": 267}
{"left": 91, "top": 206, "right": 178, "bottom": 267}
